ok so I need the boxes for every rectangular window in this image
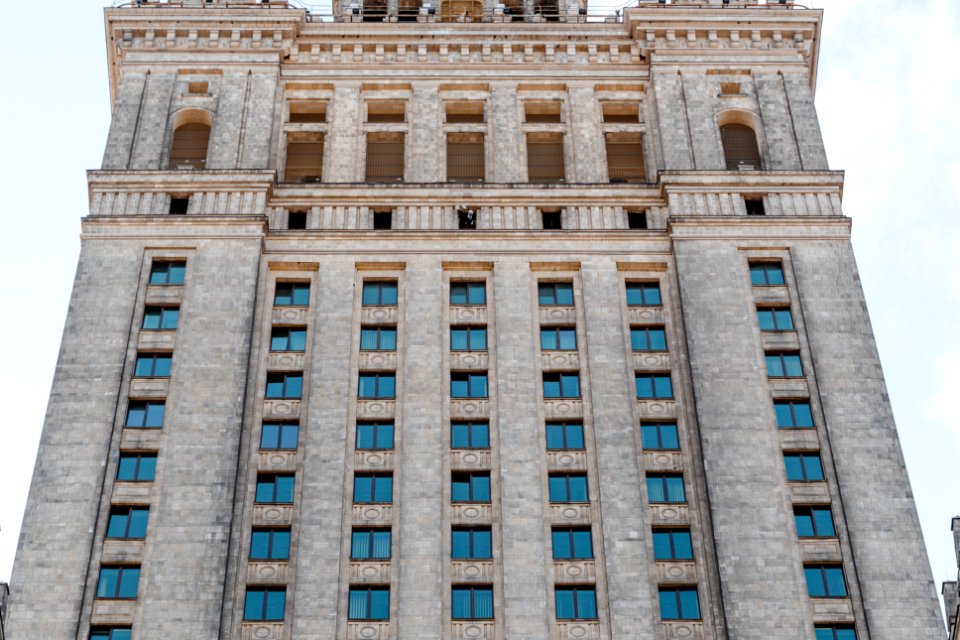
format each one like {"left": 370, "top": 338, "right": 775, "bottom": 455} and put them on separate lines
{"left": 652, "top": 529, "right": 693, "bottom": 560}
{"left": 360, "top": 327, "right": 398, "bottom": 351}
{"left": 168, "top": 197, "right": 189, "bottom": 215}
{"left": 117, "top": 453, "right": 157, "bottom": 482}
{"left": 765, "top": 353, "right": 803, "bottom": 377}
{"left": 366, "top": 132, "right": 405, "bottom": 182}
{"left": 543, "top": 373, "right": 580, "bottom": 399}
{"left": 244, "top": 588, "right": 286, "bottom": 621}
{"left": 458, "top": 208, "right": 478, "bottom": 230}
{"left": 352, "top": 528, "right": 392, "bottom": 560}
{"left": 540, "top": 327, "right": 577, "bottom": 351}
{"left": 658, "top": 587, "right": 700, "bottom": 620}
{"left": 362, "top": 281, "right": 398, "bottom": 306}
{"left": 555, "top": 587, "right": 597, "bottom": 620}
{"left": 250, "top": 529, "right": 291, "bottom": 560}
{"left": 125, "top": 401, "right": 165, "bottom": 429}
{"left": 367, "top": 102, "right": 405, "bottom": 123}
{"left": 636, "top": 374, "right": 673, "bottom": 399}
{"left": 266, "top": 373, "right": 303, "bottom": 399}
{"left": 255, "top": 474, "right": 295, "bottom": 504}
{"left": 601, "top": 102, "right": 639, "bottom": 124}
{"left": 356, "top": 422, "right": 395, "bottom": 450}
{"left": 625, "top": 282, "right": 661, "bottom": 306}
{"left": 552, "top": 528, "right": 593, "bottom": 560}
{"left": 757, "top": 307, "right": 794, "bottom": 331}
{"left": 805, "top": 565, "right": 848, "bottom": 598}
{"left": 627, "top": 210, "right": 648, "bottom": 230}
{"left": 142, "top": 306, "right": 179, "bottom": 330}
{"left": 274, "top": 282, "right": 310, "bottom": 307}
{"left": 795, "top": 507, "right": 837, "bottom": 538}
{"left": 450, "top": 282, "right": 486, "bottom": 305}
{"left": 538, "top": 282, "right": 574, "bottom": 306}
{"left": 646, "top": 475, "right": 685, "bottom": 503}
{"left": 447, "top": 132, "right": 485, "bottom": 182}
{"left": 271, "top": 328, "right": 307, "bottom": 352}
{"left": 745, "top": 197, "right": 765, "bottom": 216}
{"left": 89, "top": 630, "right": 132, "bottom": 640}
{"left": 149, "top": 261, "right": 186, "bottom": 285}
{"left": 287, "top": 211, "right": 308, "bottom": 230}
{"left": 641, "top": 422, "right": 680, "bottom": 450}
{"left": 784, "top": 453, "right": 825, "bottom": 482}
{"left": 451, "top": 422, "right": 490, "bottom": 449}
{"left": 546, "top": 422, "right": 584, "bottom": 450}
{"left": 446, "top": 101, "right": 485, "bottom": 124}
{"left": 452, "top": 473, "right": 491, "bottom": 503}
{"left": 106, "top": 507, "right": 149, "bottom": 540}
{"left": 359, "top": 373, "right": 396, "bottom": 399}
{"left": 451, "top": 372, "right": 488, "bottom": 398}
{"left": 134, "top": 353, "right": 172, "bottom": 378}
{"left": 452, "top": 587, "right": 494, "bottom": 620}
{"left": 349, "top": 587, "right": 390, "bottom": 620}
{"left": 541, "top": 209, "right": 562, "bottom": 230}
{"left": 373, "top": 210, "right": 393, "bottom": 230}
{"left": 549, "top": 474, "right": 588, "bottom": 503}
{"left": 815, "top": 626, "right": 857, "bottom": 640}
{"left": 285, "top": 132, "right": 324, "bottom": 182}
{"left": 525, "top": 101, "right": 562, "bottom": 123}
{"left": 289, "top": 101, "right": 327, "bottom": 123}
{"left": 749, "top": 262, "right": 785, "bottom": 286}
{"left": 605, "top": 132, "right": 646, "bottom": 183}
{"left": 354, "top": 474, "right": 393, "bottom": 504}
{"left": 630, "top": 327, "right": 667, "bottom": 352}
{"left": 452, "top": 528, "right": 492, "bottom": 559}
{"left": 261, "top": 422, "right": 299, "bottom": 450}
{"left": 451, "top": 327, "right": 487, "bottom": 351}
{"left": 96, "top": 566, "right": 140, "bottom": 599}
{"left": 775, "top": 401, "right": 814, "bottom": 429}
{"left": 527, "top": 132, "right": 565, "bottom": 183}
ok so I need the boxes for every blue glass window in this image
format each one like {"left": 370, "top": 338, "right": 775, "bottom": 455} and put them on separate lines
{"left": 795, "top": 507, "right": 836, "bottom": 538}
{"left": 142, "top": 306, "right": 179, "bottom": 330}
{"left": 546, "top": 422, "right": 585, "bottom": 450}
{"left": 555, "top": 588, "right": 597, "bottom": 620}
{"left": 784, "top": 454, "right": 825, "bottom": 482}
{"left": 362, "top": 282, "right": 398, "bottom": 306}
{"left": 244, "top": 588, "right": 286, "bottom": 621}
{"left": 451, "top": 327, "right": 487, "bottom": 351}
{"left": 360, "top": 327, "right": 397, "bottom": 351}
{"left": 805, "top": 565, "right": 848, "bottom": 597}
{"left": 255, "top": 475, "right": 295, "bottom": 504}
{"left": 452, "top": 587, "right": 493, "bottom": 620}
{"left": 354, "top": 474, "right": 393, "bottom": 503}
{"left": 775, "top": 401, "right": 814, "bottom": 428}
{"left": 636, "top": 374, "right": 673, "bottom": 399}
{"left": 149, "top": 261, "right": 185, "bottom": 285}
{"left": 266, "top": 373, "right": 303, "bottom": 399}
{"left": 260, "top": 423, "right": 299, "bottom": 450}
{"left": 757, "top": 307, "right": 794, "bottom": 331}
{"left": 452, "top": 422, "right": 489, "bottom": 449}
{"left": 356, "top": 423, "right": 394, "bottom": 450}
{"left": 125, "top": 401, "right": 165, "bottom": 428}
{"left": 89, "top": 629, "right": 132, "bottom": 640}
{"left": 543, "top": 373, "right": 580, "bottom": 398}
{"left": 815, "top": 626, "right": 857, "bottom": 640}
{"left": 452, "top": 473, "right": 491, "bottom": 503}
{"left": 652, "top": 529, "right": 693, "bottom": 560}
{"left": 352, "top": 529, "right": 392, "bottom": 560}
{"left": 641, "top": 423, "right": 680, "bottom": 450}
{"left": 96, "top": 566, "right": 140, "bottom": 599}
{"left": 625, "top": 282, "right": 661, "bottom": 306}
{"left": 134, "top": 353, "right": 172, "bottom": 378}
{"left": 658, "top": 587, "right": 700, "bottom": 620}
{"left": 631, "top": 327, "right": 667, "bottom": 351}
{"left": 647, "top": 475, "right": 685, "bottom": 503}
{"left": 274, "top": 282, "right": 310, "bottom": 306}
{"left": 452, "top": 528, "right": 492, "bottom": 559}
{"left": 749, "top": 262, "right": 785, "bottom": 286}
{"left": 541, "top": 327, "right": 577, "bottom": 351}
{"left": 359, "top": 373, "right": 396, "bottom": 399}
{"left": 106, "top": 507, "right": 149, "bottom": 539}
{"left": 349, "top": 588, "right": 390, "bottom": 620}
{"left": 451, "top": 373, "right": 488, "bottom": 398}
{"left": 549, "top": 474, "right": 588, "bottom": 503}
{"left": 538, "top": 283, "right": 574, "bottom": 306}
{"left": 451, "top": 282, "right": 486, "bottom": 305}
{"left": 552, "top": 528, "right": 593, "bottom": 560}
{"left": 271, "top": 328, "right": 307, "bottom": 352}
{"left": 766, "top": 353, "right": 804, "bottom": 377}
{"left": 250, "top": 529, "right": 291, "bottom": 560}
{"left": 117, "top": 454, "right": 156, "bottom": 482}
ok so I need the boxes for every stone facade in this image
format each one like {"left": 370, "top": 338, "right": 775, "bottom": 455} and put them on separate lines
{"left": 943, "top": 518, "right": 960, "bottom": 640}
{"left": 5, "top": 1, "right": 946, "bottom": 639}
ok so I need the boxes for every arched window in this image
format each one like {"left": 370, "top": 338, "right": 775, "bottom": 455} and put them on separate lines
{"left": 169, "top": 121, "right": 210, "bottom": 170}
{"left": 720, "top": 123, "right": 762, "bottom": 170}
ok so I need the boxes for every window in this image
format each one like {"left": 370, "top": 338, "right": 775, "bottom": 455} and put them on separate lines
{"left": 106, "top": 507, "right": 149, "bottom": 540}
{"left": 96, "top": 566, "right": 140, "bottom": 599}
{"left": 555, "top": 588, "right": 597, "bottom": 620}
{"left": 169, "top": 121, "right": 210, "bottom": 170}
{"left": 541, "top": 209, "right": 562, "bottom": 230}
{"left": 543, "top": 373, "right": 580, "bottom": 399}
{"left": 795, "top": 507, "right": 836, "bottom": 538}
{"left": 447, "top": 133, "right": 485, "bottom": 182}
{"left": 525, "top": 101, "right": 562, "bottom": 124}
{"left": 784, "top": 453, "right": 825, "bottom": 482}
{"left": 367, "top": 102, "right": 405, "bottom": 123}
{"left": 134, "top": 353, "right": 172, "bottom": 377}
{"left": 349, "top": 588, "right": 390, "bottom": 620}
{"left": 451, "top": 327, "right": 487, "bottom": 351}
{"left": 285, "top": 132, "right": 324, "bottom": 182}
{"left": 527, "top": 132, "right": 565, "bottom": 183}
{"left": 89, "top": 630, "right": 132, "bottom": 640}
{"left": 352, "top": 529, "right": 392, "bottom": 560}
{"left": 244, "top": 588, "right": 286, "bottom": 621}
{"left": 261, "top": 422, "right": 299, "bottom": 450}
{"left": 451, "top": 282, "right": 486, "bottom": 305}
{"left": 757, "top": 307, "right": 794, "bottom": 331}
{"left": 602, "top": 102, "right": 640, "bottom": 124}
{"left": 168, "top": 195, "right": 187, "bottom": 214}
{"left": 458, "top": 207, "right": 478, "bottom": 230}
{"left": 625, "top": 282, "right": 661, "bottom": 306}
{"left": 256, "top": 474, "right": 295, "bottom": 504}
{"left": 358, "top": 373, "right": 396, "bottom": 399}
{"left": 373, "top": 210, "right": 393, "bottom": 230}
{"left": 360, "top": 327, "right": 397, "bottom": 351}
{"left": 552, "top": 528, "right": 592, "bottom": 560}
{"left": 452, "top": 422, "right": 489, "bottom": 449}
{"left": 815, "top": 626, "right": 857, "bottom": 640}
{"left": 720, "top": 123, "right": 762, "bottom": 170}
{"left": 605, "top": 132, "right": 646, "bottom": 183}
{"left": 274, "top": 282, "right": 310, "bottom": 306}
{"left": 266, "top": 373, "right": 303, "bottom": 399}
{"left": 149, "top": 261, "right": 185, "bottom": 285}
{"left": 452, "top": 587, "right": 493, "bottom": 620}
{"left": 745, "top": 197, "right": 765, "bottom": 216}
{"left": 289, "top": 101, "right": 327, "bottom": 123}
{"left": 766, "top": 353, "right": 803, "bottom": 377}
{"left": 646, "top": 475, "right": 685, "bottom": 503}
{"left": 541, "top": 327, "right": 576, "bottom": 351}
{"left": 627, "top": 210, "right": 648, "bottom": 230}
{"left": 641, "top": 422, "right": 680, "bottom": 450}
{"left": 446, "top": 101, "right": 484, "bottom": 124}
{"left": 546, "top": 422, "right": 584, "bottom": 450}
{"left": 250, "top": 529, "right": 291, "bottom": 560}
{"left": 452, "top": 473, "right": 491, "bottom": 503}
{"left": 357, "top": 422, "right": 395, "bottom": 450}
{"left": 287, "top": 211, "right": 307, "bottom": 230}
{"left": 749, "top": 262, "right": 785, "bottom": 286}
{"left": 652, "top": 529, "right": 693, "bottom": 561}
{"left": 117, "top": 453, "right": 157, "bottom": 482}
{"left": 142, "top": 306, "right": 179, "bottom": 330}
{"left": 538, "top": 282, "right": 574, "bottom": 306}
{"left": 354, "top": 474, "right": 393, "bottom": 503}
{"left": 452, "top": 528, "right": 492, "bottom": 559}
{"left": 805, "top": 565, "right": 848, "bottom": 598}
{"left": 271, "top": 328, "right": 307, "bottom": 352}
{"left": 636, "top": 374, "right": 673, "bottom": 399}
{"left": 366, "top": 132, "right": 405, "bottom": 182}
{"left": 125, "top": 401, "right": 165, "bottom": 428}
{"left": 658, "top": 587, "right": 701, "bottom": 620}
{"left": 549, "top": 474, "right": 588, "bottom": 503}
{"left": 362, "top": 281, "right": 398, "bottom": 306}
{"left": 775, "top": 401, "right": 814, "bottom": 429}
{"left": 451, "top": 372, "right": 488, "bottom": 398}
{"left": 631, "top": 327, "right": 667, "bottom": 352}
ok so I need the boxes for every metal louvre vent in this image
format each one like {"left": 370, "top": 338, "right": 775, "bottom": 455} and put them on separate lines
{"left": 447, "top": 133, "right": 485, "bottom": 182}
{"left": 720, "top": 123, "right": 762, "bottom": 170}
{"left": 527, "top": 133, "right": 565, "bottom": 183}
{"left": 168, "top": 123, "right": 210, "bottom": 170}
{"left": 285, "top": 132, "right": 324, "bottom": 181}
{"left": 366, "top": 133, "right": 405, "bottom": 182}
{"left": 605, "top": 133, "right": 646, "bottom": 183}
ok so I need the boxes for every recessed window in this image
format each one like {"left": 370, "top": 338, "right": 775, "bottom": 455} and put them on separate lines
{"left": 450, "top": 282, "right": 486, "bottom": 305}
{"left": 373, "top": 210, "right": 393, "bottom": 230}
{"left": 451, "top": 372, "right": 488, "bottom": 398}
{"left": 266, "top": 372, "right": 303, "bottom": 399}
{"left": 106, "top": 507, "right": 149, "bottom": 540}
{"left": 169, "top": 121, "right": 210, "bottom": 170}
{"left": 451, "top": 421, "right": 490, "bottom": 449}
{"left": 289, "top": 101, "right": 327, "bottom": 123}
{"left": 96, "top": 566, "right": 140, "bottom": 600}
{"left": 362, "top": 281, "right": 398, "bottom": 306}
{"left": 646, "top": 474, "right": 685, "bottom": 503}
{"left": 285, "top": 132, "right": 324, "bottom": 182}
{"left": 543, "top": 373, "right": 580, "bottom": 399}
{"left": 356, "top": 422, "right": 395, "bottom": 450}
{"left": 452, "top": 528, "right": 492, "bottom": 559}
{"left": 360, "top": 326, "right": 397, "bottom": 351}
{"left": 452, "top": 587, "right": 494, "bottom": 620}
{"left": 451, "top": 326, "right": 487, "bottom": 351}
{"left": 757, "top": 307, "right": 794, "bottom": 331}
{"left": 625, "top": 282, "right": 661, "bottom": 306}
{"left": 555, "top": 587, "right": 597, "bottom": 620}
{"left": 447, "top": 132, "right": 485, "bottom": 183}
{"left": 631, "top": 327, "right": 667, "bottom": 352}
{"left": 126, "top": 401, "right": 165, "bottom": 429}
{"left": 784, "top": 453, "right": 825, "bottom": 482}
{"left": 635, "top": 373, "right": 673, "bottom": 399}
{"left": 552, "top": 528, "right": 592, "bottom": 560}
{"left": 541, "top": 209, "right": 562, "bottom": 230}
{"left": 349, "top": 587, "right": 390, "bottom": 621}
{"left": 244, "top": 587, "right": 286, "bottom": 621}
{"left": 527, "top": 132, "right": 565, "bottom": 183}
{"left": 720, "top": 82, "right": 741, "bottom": 96}
{"left": 354, "top": 473, "right": 393, "bottom": 504}
{"left": 652, "top": 529, "right": 693, "bottom": 561}
{"left": 538, "top": 282, "right": 574, "bottom": 306}
{"left": 766, "top": 352, "right": 803, "bottom": 377}
{"left": 549, "top": 474, "right": 588, "bottom": 503}
{"left": 795, "top": 507, "right": 836, "bottom": 538}
{"left": 117, "top": 453, "right": 157, "bottom": 482}
{"left": 261, "top": 422, "right": 299, "bottom": 450}
{"left": 524, "top": 101, "right": 562, "bottom": 124}
{"left": 367, "top": 102, "right": 405, "bottom": 123}
{"left": 546, "top": 422, "right": 584, "bottom": 450}
{"left": 149, "top": 261, "right": 186, "bottom": 285}
{"left": 627, "top": 209, "right": 648, "bottom": 229}
{"left": 452, "top": 472, "right": 491, "bottom": 503}
{"left": 352, "top": 528, "right": 392, "bottom": 560}
{"left": 602, "top": 102, "right": 640, "bottom": 124}
{"left": 815, "top": 626, "right": 857, "bottom": 640}
{"left": 640, "top": 422, "right": 680, "bottom": 450}
{"left": 90, "top": 629, "right": 132, "bottom": 640}
{"left": 366, "top": 132, "right": 405, "bottom": 182}
{"left": 458, "top": 207, "right": 478, "bottom": 230}
{"left": 271, "top": 327, "right": 307, "bottom": 352}
{"left": 288, "top": 210, "right": 308, "bottom": 230}
{"left": 720, "top": 123, "right": 762, "bottom": 170}
{"left": 142, "top": 306, "right": 179, "bottom": 330}
{"left": 658, "top": 587, "right": 700, "bottom": 620}
{"left": 541, "top": 327, "right": 577, "bottom": 351}
{"left": 134, "top": 353, "right": 172, "bottom": 378}
{"left": 255, "top": 474, "right": 295, "bottom": 504}
{"left": 775, "top": 401, "right": 814, "bottom": 429}
{"left": 274, "top": 282, "right": 310, "bottom": 307}
{"left": 749, "top": 262, "right": 785, "bottom": 286}
{"left": 358, "top": 373, "right": 396, "bottom": 399}
{"left": 804, "top": 565, "right": 848, "bottom": 598}
{"left": 446, "top": 101, "right": 485, "bottom": 124}
{"left": 250, "top": 528, "right": 291, "bottom": 560}
{"left": 605, "top": 132, "right": 646, "bottom": 184}
{"left": 169, "top": 197, "right": 189, "bottom": 215}
{"left": 745, "top": 197, "right": 765, "bottom": 216}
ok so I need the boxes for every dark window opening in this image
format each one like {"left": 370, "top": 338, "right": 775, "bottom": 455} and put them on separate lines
{"left": 373, "top": 210, "right": 393, "bottom": 230}
{"left": 458, "top": 208, "right": 478, "bottom": 230}
{"left": 288, "top": 211, "right": 307, "bottom": 230}
{"left": 541, "top": 210, "right": 562, "bottom": 230}
{"left": 169, "top": 197, "right": 189, "bottom": 215}
{"left": 627, "top": 210, "right": 648, "bottom": 229}
{"left": 745, "top": 198, "right": 765, "bottom": 216}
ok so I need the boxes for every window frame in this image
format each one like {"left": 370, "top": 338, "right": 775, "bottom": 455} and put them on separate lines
{"left": 106, "top": 507, "right": 149, "bottom": 540}
{"left": 452, "top": 586, "right": 494, "bottom": 620}
{"left": 351, "top": 528, "right": 393, "bottom": 560}
{"left": 538, "top": 282, "right": 574, "bottom": 306}
{"left": 356, "top": 422, "right": 395, "bottom": 451}
{"left": 540, "top": 326, "right": 577, "bottom": 351}
{"left": 625, "top": 282, "right": 662, "bottom": 306}
{"left": 270, "top": 327, "right": 308, "bottom": 352}
{"left": 451, "top": 472, "right": 492, "bottom": 503}
{"left": 451, "top": 421, "right": 490, "bottom": 449}
{"left": 360, "top": 326, "right": 398, "bottom": 352}
{"left": 450, "top": 372, "right": 489, "bottom": 399}
{"left": 265, "top": 372, "right": 304, "bottom": 399}
{"left": 795, "top": 506, "right": 837, "bottom": 539}
{"left": 757, "top": 306, "right": 794, "bottom": 332}
{"left": 450, "top": 282, "right": 487, "bottom": 306}
{"left": 545, "top": 422, "right": 585, "bottom": 451}
{"left": 358, "top": 373, "right": 397, "bottom": 399}
{"left": 451, "top": 326, "right": 488, "bottom": 352}
{"left": 89, "top": 629, "right": 132, "bottom": 640}
{"left": 116, "top": 453, "right": 157, "bottom": 482}
{"left": 652, "top": 529, "right": 694, "bottom": 561}
{"left": 348, "top": 587, "right": 390, "bottom": 621}
{"left": 635, "top": 373, "right": 673, "bottom": 399}
{"left": 551, "top": 527, "right": 593, "bottom": 560}
{"left": 775, "top": 401, "right": 814, "bottom": 429}
{"left": 640, "top": 422, "right": 680, "bottom": 451}
{"left": 133, "top": 353, "right": 172, "bottom": 378}
{"left": 548, "top": 473, "right": 589, "bottom": 503}
{"left": 765, "top": 352, "right": 804, "bottom": 378}
{"left": 274, "top": 282, "right": 310, "bottom": 307}
{"left": 255, "top": 474, "right": 296, "bottom": 504}
{"left": 749, "top": 262, "right": 785, "bottom": 287}
{"left": 96, "top": 566, "right": 141, "bottom": 600}
{"left": 814, "top": 626, "right": 858, "bottom": 640}
{"left": 784, "top": 453, "right": 826, "bottom": 483}
{"left": 148, "top": 261, "right": 186, "bottom": 286}
{"left": 354, "top": 473, "right": 394, "bottom": 504}
{"left": 125, "top": 401, "right": 165, "bottom": 429}
{"left": 362, "top": 281, "right": 399, "bottom": 306}
{"left": 250, "top": 528, "right": 291, "bottom": 561}
{"left": 554, "top": 587, "right": 598, "bottom": 621}
{"left": 658, "top": 587, "right": 701, "bottom": 620}
{"left": 542, "top": 372, "right": 581, "bottom": 399}
{"left": 646, "top": 474, "right": 686, "bottom": 504}
{"left": 244, "top": 587, "right": 287, "bottom": 622}
{"left": 142, "top": 306, "right": 179, "bottom": 330}
{"left": 452, "top": 527, "right": 493, "bottom": 560}
{"left": 260, "top": 422, "right": 300, "bottom": 450}
{"left": 804, "top": 565, "right": 848, "bottom": 598}
{"left": 630, "top": 326, "right": 667, "bottom": 352}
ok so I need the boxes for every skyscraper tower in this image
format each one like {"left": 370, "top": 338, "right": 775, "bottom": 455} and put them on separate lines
{"left": 5, "top": 0, "right": 946, "bottom": 639}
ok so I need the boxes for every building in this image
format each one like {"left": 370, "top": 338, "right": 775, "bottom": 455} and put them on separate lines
{"left": 944, "top": 518, "right": 960, "bottom": 640}
{"left": 1, "top": 582, "right": 8, "bottom": 640}
{"left": 4, "top": 0, "right": 947, "bottom": 639}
